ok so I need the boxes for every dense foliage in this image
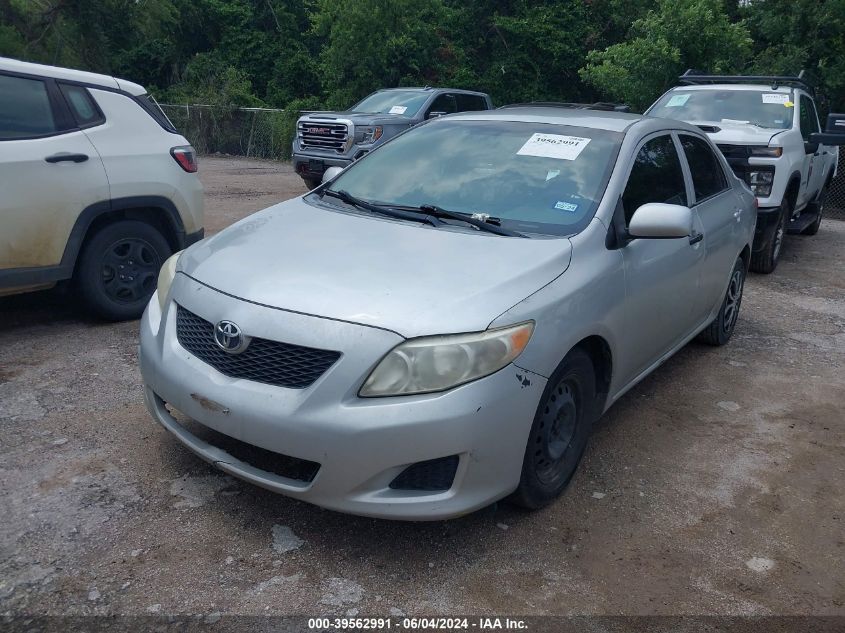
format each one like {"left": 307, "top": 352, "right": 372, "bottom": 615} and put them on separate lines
{"left": 2, "top": 0, "right": 843, "bottom": 113}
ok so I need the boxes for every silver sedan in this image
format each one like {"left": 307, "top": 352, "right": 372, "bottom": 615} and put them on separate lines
{"left": 140, "top": 106, "right": 756, "bottom": 520}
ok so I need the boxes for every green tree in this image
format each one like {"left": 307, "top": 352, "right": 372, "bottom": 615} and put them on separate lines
{"left": 580, "top": 0, "right": 752, "bottom": 110}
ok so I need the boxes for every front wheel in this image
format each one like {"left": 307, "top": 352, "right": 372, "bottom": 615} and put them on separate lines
{"left": 750, "top": 199, "right": 789, "bottom": 274}
{"left": 76, "top": 220, "right": 171, "bottom": 321}
{"left": 698, "top": 256, "right": 746, "bottom": 346}
{"left": 302, "top": 177, "right": 321, "bottom": 190}
{"left": 510, "top": 348, "right": 597, "bottom": 509}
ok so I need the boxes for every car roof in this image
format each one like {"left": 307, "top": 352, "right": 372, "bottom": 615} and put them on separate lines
{"left": 0, "top": 56, "right": 147, "bottom": 96}
{"left": 448, "top": 106, "right": 644, "bottom": 132}
{"left": 376, "top": 87, "right": 487, "bottom": 96}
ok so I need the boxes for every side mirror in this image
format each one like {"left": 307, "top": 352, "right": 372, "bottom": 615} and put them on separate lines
{"left": 628, "top": 203, "right": 692, "bottom": 239}
{"left": 809, "top": 113, "right": 845, "bottom": 146}
{"left": 427, "top": 111, "right": 447, "bottom": 119}
{"left": 321, "top": 166, "right": 344, "bottom": 183}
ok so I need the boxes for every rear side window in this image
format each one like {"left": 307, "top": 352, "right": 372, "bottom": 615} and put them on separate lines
{"left": 455, "top": 94, "right": 487, "bottom": 111}
{"left": 0, "top": 74, "right": 57, "bottom": 139}
{"left": 679, "top": 135, "right": 728, "bottom": 201}
{"left": 622, "top": 135, "right": 688, "bottom": 224}
{"left": 59, "top": 83, "right": 105, "bottom": 128}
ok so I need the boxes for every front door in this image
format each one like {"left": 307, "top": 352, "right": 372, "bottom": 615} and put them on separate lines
{"left": 616, "top": 133, "right": 705, "bottom": 386}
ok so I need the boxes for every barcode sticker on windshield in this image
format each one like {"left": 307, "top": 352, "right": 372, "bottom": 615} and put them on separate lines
{"left": 762, "top": 93, "right": 789, "bottom": 104}
{"left": 389, "top": 105, "right": 408, "bottom": 114}
{"left": 517, "top": 134, "right": 591, "bottom": 160}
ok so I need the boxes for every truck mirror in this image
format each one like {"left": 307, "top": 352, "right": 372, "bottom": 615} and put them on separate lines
{"left": 427, "top": 111, "right": 447, "bottom": 119}
{"left": 825, "top": 113, "right": 845, "bottom": 133}
{"left": 810, "top": 113, "right": 845, "bottom": 146}
{"left": 322, "top": 166, "right": 344, "bottom": 183}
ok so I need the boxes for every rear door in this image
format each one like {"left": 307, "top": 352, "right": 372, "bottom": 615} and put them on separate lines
{"left": 677, "top": 133, "right": 738, "bottom": 317}
{"left": 0, "top": 73, "right": 109, "bottom": 272}
{"left": 617, "top": 133, "right": 705, "bottom": 383}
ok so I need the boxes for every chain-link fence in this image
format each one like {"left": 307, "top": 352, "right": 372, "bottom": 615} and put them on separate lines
{"left": 828, "top": 145, "right": 845, "bottom": 219}
{"left": 159, "top": 104, "right": 301, "bottom": 160}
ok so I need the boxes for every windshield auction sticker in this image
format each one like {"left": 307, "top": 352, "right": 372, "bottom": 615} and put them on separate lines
{"left": 389, "top": 105, "right": 408, "bottom": 114}
{"left": 517, "top": 134, "right": 591, "bottom": 160}
{"left": 762, "top": 93, "right": 790, "bottom": 104}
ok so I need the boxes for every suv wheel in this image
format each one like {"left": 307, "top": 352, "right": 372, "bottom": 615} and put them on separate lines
{"left": 77, "top": 220, "right": 171, "bottom": 321}
{"left": 302, "top": 177, "right": 321, "bottom": 190}
{"left": 698, "top": 256, "right": 746, "bottom": 346}
{"left": 802, "top": 186, "right": 826, "bottom": 236}
{"left": 750, "top": 199, "right": 788, "bottom": 274}
{"left": 510, "top": 347, "right": 597, "bottom": 509}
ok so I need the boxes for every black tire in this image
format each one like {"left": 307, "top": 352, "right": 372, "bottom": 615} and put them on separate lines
{"left": 750, "top": 199, "right": 788, "bottom": 274}
{"left": 802, "top": 186, "right": 826, "bottom": 236}
{"left": 76, "top": 220, "right": 171, "bottom": 321}
{"left": 302, "top": 177, "right": 321, "bottom": 190}
{"left": 510, "top": 348, "right": 597, "bottom": 509}
{"left": 698, "top": 256, "right": 746, "bottom": 346}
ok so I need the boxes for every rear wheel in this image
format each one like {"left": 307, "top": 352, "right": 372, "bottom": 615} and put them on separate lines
{"left": 510, "top": 348, "right": 597, "bottom": 509}
{"left": 76, "top": 220, "right": 171, "bottom": 321}
{"left": 750, "top": 199, "right": 788, "bottom": 274}
{"left": 698, "top": 256, "right": 746, "bottom": 346}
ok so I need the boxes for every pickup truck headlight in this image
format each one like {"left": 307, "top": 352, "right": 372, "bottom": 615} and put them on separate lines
{"left": 156, "top": 251, "right": 183, "bottom": 310}
{"left": 354, "top": 125, "right": 383, "bottom": 144}
{"left": 749, "top": 170, "right": 774, "bottom": 197}
{"left": 359, "top": 322, "right": 534, "bottom": 397}
{"left": 750, "top": 147, "right": 783, "bottom": 157}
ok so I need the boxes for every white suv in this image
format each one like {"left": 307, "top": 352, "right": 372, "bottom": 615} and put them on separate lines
{"left": 0, "top": 57, "right": 204, "bottom": 319}
{"left": 648, "top": 72, "right": 842, "bottom": 273}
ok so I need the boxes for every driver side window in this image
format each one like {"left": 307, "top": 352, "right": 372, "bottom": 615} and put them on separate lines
{"left": 622, "top": 135, "right": 688, "bottom": 224}
{"left": 426, "top": 94, "right": 457, "bottom": 119}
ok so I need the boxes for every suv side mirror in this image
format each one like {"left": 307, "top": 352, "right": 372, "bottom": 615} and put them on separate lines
{"left": 628, "top": 203, "right": 692, "bottom": 239}
{"left": 427, "top": 111, "right": 448, "bottom": 119}
{"left": 808, "top": 113, "right": 845, "bottom": 146}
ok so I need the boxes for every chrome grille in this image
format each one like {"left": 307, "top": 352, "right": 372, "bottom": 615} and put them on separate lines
{"left": 297, "top": 120, "right": 349, "bottom": 153}
{"left": 175, "top": 305, "right": 341, "bottom": 389}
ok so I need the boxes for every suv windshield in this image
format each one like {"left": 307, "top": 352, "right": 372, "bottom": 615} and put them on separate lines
{"left": 323, "top": 119, "right": 622, "bottom": 236}
{"left": 349, "top": 90, "right": 430, "bottom": 116}
{"left": 650, "top": 89, "right": 793, "bottom": 129}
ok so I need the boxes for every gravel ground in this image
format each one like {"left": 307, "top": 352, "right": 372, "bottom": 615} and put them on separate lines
{"left": 1, "top": 156, "right": 843, "bottom": 618}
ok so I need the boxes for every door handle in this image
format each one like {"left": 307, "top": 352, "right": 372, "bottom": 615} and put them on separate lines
{"left": 45, "top": 152, "right": 89, "bottom": 163}
{"left": 733, "top": 209, "right": 742, "bottom": 222}
{"left": 689, "top": 232, "right": 704, "bottom": 245}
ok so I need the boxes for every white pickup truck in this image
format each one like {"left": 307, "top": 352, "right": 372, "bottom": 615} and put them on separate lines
{"left": 648, "top": 73, "right": 844, "bottom": 273}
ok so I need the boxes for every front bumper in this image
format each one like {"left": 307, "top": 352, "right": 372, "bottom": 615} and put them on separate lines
{"left": 139, "top": 275, "right": 545, "bottom": 520}
{"left": 292, "top": 152, "right": 352, "bottom": 182}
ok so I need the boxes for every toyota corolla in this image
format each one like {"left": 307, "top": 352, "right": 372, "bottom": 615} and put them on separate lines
{"left": 139, "top": 104, "right": 755, "bottom": 520}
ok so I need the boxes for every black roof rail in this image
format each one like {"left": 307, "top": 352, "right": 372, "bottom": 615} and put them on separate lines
{"left": 498, "top": 101, "right": 632, "bottom": 113}
{"left": 678, "top": 69, "right": 815, "bottom": 95}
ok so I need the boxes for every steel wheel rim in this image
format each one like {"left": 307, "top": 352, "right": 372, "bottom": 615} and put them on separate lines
{"left": 101, "top": 238, "right": 160, "bottom": 304}
{"left": 533, "top": 379, "right": 580, "bottom": 485}
{"left": 772, "top": 212, "right": 786, "bottom": 260}
{"left": 722, "top": 268, "right": 743, "bottom": 333}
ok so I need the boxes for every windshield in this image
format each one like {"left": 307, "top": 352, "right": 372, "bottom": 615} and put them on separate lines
{"left": 323, "top": 119, "right": 622, "bottom": 237}
{"left": 649, "top": 89, "right": 794, "bottom": 129}
{"left": 349, "top": 90, "right": 430, "bottom": 116}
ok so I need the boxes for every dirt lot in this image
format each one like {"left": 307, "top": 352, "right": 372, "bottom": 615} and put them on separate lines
{"left": 1, "top": 156, "right": 843, "bottom": 619}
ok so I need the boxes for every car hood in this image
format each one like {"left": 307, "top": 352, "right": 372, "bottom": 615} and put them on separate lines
{"left": 686, "top": 119, "right": 788, "bottom": 145}
{"left": 300, "top": 111, "right": 411, "bottom": 127}
{"left": 179, "top": 198, "right": 572, "bottom": 338}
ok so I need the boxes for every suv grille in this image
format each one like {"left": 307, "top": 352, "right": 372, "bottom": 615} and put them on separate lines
{"left": 297, "top": 121, "right": 349, "bottom": 153}
{"left": 175, "top": 305, "right": 341, "bottom": 389}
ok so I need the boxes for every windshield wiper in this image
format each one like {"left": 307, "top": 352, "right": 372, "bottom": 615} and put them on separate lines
{"left": 322, "top": 189, "right": 441, "bottom": 227}
{"left": 417, "top": 204, "right": 525, "bottom": 238}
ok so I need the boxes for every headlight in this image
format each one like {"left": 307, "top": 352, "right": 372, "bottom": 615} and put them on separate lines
{"left": 354, "top": 125, "right": 383, "bottom": 144}
{"left": 750, "top": 146, "right": 782, "bottom": 157}
{"left": 156, "top": 251, "right": 182, "bottom": 310}
{"left": 360, "top": 322, "right": 534, "bottom": 397}
{"left": 749, "top": 170, "right": 774, "bottom": 197}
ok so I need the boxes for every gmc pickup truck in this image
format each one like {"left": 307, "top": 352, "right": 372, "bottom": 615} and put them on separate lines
{"left": 648, "top": 72, "right": 845, "bottom": 273}
{"left": 292, "top": 87, "right": 493, "bottom": 189}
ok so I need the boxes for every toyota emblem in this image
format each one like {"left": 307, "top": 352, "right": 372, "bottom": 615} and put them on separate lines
{"left": 213, "top": 320, "right": 248, "bottom": 354}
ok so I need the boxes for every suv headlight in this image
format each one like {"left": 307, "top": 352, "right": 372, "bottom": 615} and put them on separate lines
{"left": 354, "top": 125, "right": 383, "bottom": 144}
{"left": 359, "top": 322, "right": 534, "bottom": 397}
{"left": 156, "top": 251, "right": 183, "bottom": 310}
{"left": 749, "top": 170, "right": 774, "bottom": 197}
